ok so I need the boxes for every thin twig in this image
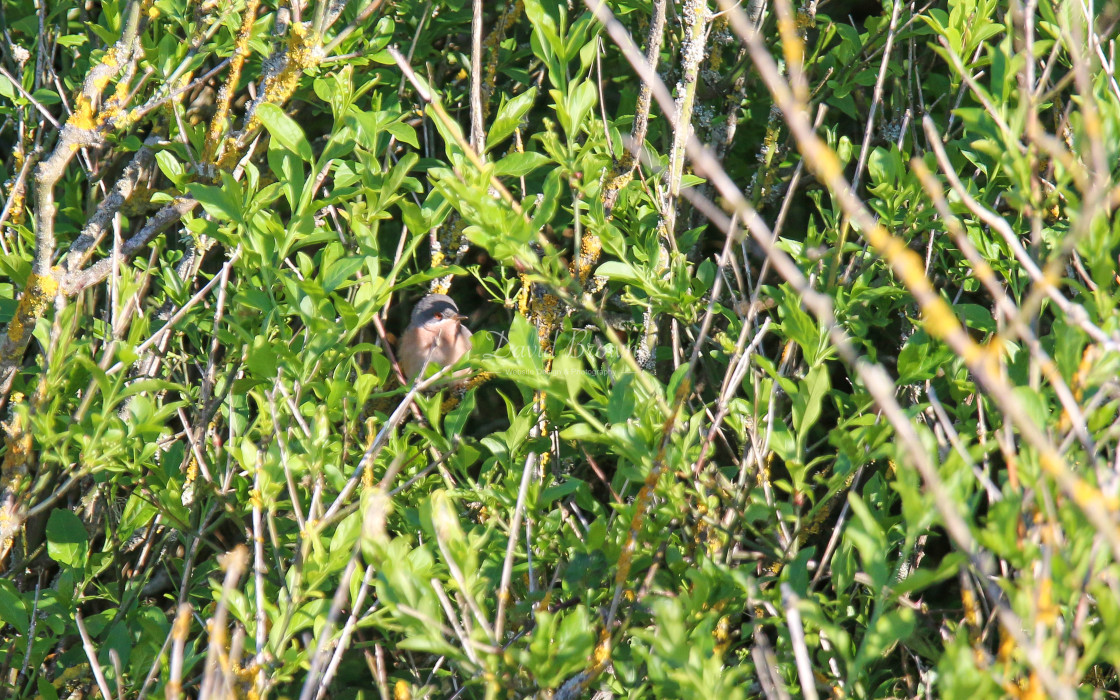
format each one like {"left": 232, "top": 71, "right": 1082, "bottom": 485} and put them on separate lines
{"left": 781, "top": 584, "right": 820, "bottom": 700}
{"left": 494, "top": 439, "right": 540, "bottom": 641}
{"left": 105, "top": 245, "right": 242, "bottom": 375}
{"left": 74, "top": 612, "right": 115, "bottom": 700}
{"left": 469, "top": 0, "right": 485, "bottom": 152}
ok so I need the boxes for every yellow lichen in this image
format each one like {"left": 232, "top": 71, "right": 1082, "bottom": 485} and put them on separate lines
{"left": 961, "top": 587, "right": 981, "bottom": 628}
{"left": 713, "top": 615, "right": 731, "bottom": 655}
{"left": 795, "top": 8, "right": 815, "bottom": 31}
{"left": 258, "top": 20, "right": 319, "bottom": 109}
{"left": 214, "top": 136, "right": 242, "bottom": 173}
{"left": 1007, "top": 673, "right": 1044, "bottom": 700}
{"left": 592, "top": 627, "right": 612, "bottom": 666}
{"left": 4, "top": 178, "right": 25, "bottom": 227}
{"left": 96, "top": 46, "right": 119, "bottom": 77}
{"left": 481, "top": 1, "right": 524, "bottom": 117}
{"left": 572, "top": 233, "right": 602, "bottom": 285}
{"left": 7, "top": 271, "right": 59, "bottom": 343}
{"left": 997, "top": 625, "right": 1015, "bottom": 664}
{"left": 1036, "top": 575, "right": 1057, "bottom": 625}
{"left": 97, "top": 102, "right": 124, "bottom": 128}
{"left": 1060, "top": 465, "right": 1120, "bottom": 512}
{"left": 0, "top": 395, "right": 32, "bottom": 564}
{"left": 204, "top": 0, "right": 261, "bottom": 164}
{"left": 529, "top": 291, "right": 563, "bottom": 352}
{"left": 69, "top": 96, "right": 97, "bottom": 131}
{"left": 516, "top": 275, "right": 530, "bottom": 316}
{"left": 392, "top": 680, "right": 410, "bottom": 700}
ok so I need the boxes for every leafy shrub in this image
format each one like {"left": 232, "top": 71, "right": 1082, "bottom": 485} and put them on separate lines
{"left": 1, "top": 0, "right": 1119, "bottom": 697}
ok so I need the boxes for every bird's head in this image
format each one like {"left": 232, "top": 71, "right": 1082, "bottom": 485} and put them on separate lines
{"left": 410, "top": 294, "right": 468, "bottom": 328}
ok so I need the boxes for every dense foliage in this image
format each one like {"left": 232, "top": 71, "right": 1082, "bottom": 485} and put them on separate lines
{"left": 2, "top": 0, "right": 1120, "bottom": 697}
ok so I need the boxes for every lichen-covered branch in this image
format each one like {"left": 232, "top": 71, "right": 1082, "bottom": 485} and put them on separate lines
{"left": 0, "top": 398, "right": 33, "bottom": 573}
{"left": 201, "top": 0, "right": 262, "bottom": 169}
{"left": 62, "top": 136, "right": 159, "bottom": 274}
{"left": 61, "top": 197, "right": 201, "bottom": 295}
{"left": 723, "top": 0, "right": 1120, "bottom": 569}
{"left": 637, "top": 0, "right": 711, "bottom": 371}
{"left": 600, "top": 0, "right": 667, "bottom": 218}
{"left": 659, "top": 0, "right": 711, "bottom": 242}
{"left": 481, "top": 1, "right": 525, "bottom": 118}
{"left": 0, "top": 0, "right": 345, "bottom": 575}
{"left": 0, "top": 2, "right": 143, "bottom": 397}
{"left": 432, "top": 1, "right": 526, "bottom": 295}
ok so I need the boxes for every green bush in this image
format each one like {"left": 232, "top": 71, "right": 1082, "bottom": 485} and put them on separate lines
{"left": 1, "top": 0, "right": 1119, "bottom": 697}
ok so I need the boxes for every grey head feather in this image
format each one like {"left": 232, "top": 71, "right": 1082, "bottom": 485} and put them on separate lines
{"left": 410, "top": 294, "right": 463, "bottom": 326}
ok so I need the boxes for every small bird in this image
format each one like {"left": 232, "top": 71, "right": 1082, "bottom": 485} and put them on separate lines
{"left": 398, "top": 294, "right": 473, "bottom": 384}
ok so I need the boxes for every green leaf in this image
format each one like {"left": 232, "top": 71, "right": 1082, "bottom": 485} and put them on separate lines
{"left": 37, "top": 677, "right": 59, "bottom": 700}
{"left": 347, "top": 108, "right": 392, "bottom": 148}
{"left": 445, "top": 390, "right": 477, "bottom": 437}
{"left": 0, "top": 74, "right": 17, "bottom": 100}
{"left": 895, "top": 552, "right": 966, "bottom": 595}
{"left": 541, "top": 479, "right": 582, "bottom": 507}
{"left": 257, "top": 102, "right": 314, "bottom": 162}
{"left": 563, "top": 79, "right": 597, "bottom": 137}
{"left": 778, "top": 294, "right": 821, "bottom": 365}
{"left": 330, "top": 511, "right": 362, "bottom": 557}
{"left": 155, "top": 150, "right": 185, "bottom": 188}
{"left": 867, "top": 146, "right": 902, "bottom": 186}
{"left": 957, "top": 303, "right": 996, "bottom": 334}
{"left": 395, "top": 265, "right": 468, "bottom": 290}
{"left": 524, "top": 0, "right": 563, "bottom": 64}
{"left": 30, "top": 88, "right": 60, "bottom": 105}
{"left": 386, "top": 120, "right": 420, "bottom": 149}
{"left": 1013, "top": 386, "right": 1049, "bottom": 428}
{"left": 897, "top": 330, "right": 952, "bottom": 384}
{"left": 530, "top": 167, "right": 563, "bottom": 233}
{"left": 426, "top": 104, "right": 467, "bottom": 158}
{"left": 321, "top": 256, "right": 366, "bottom": 293}
{"left": 551, "top": 349, "right": 584, "bottom": 402}
{"left": 529, "top": 605, "right": 596, "bottom": 688}
{"left": 267, "top": 141, "right": 305, "bottom": 212}
{"left": 607, "top": 372, "right": 635, "bottom": 424}
{"left": 559, "top": 422, "right": 614, "bottom": 445}
{"left": 493, "top": 151, "right": 551, "bottom": 177}
{"left": 46, "top": 510, "right": 89, "bottom": 570}
{"left": 508, "top": 313, "right": 545, "bottom": 374}
{"left": 187, "top": 182, "right": 241, "bottom": 222}
{"left": 793, "top": 363, "right": 829, "bottom": 446}
{"left": 857, "top": 607, "right": 916, "bottom": 668}
{"left": 399, "top": 201, "right": 430, "bottom": 236}
{"left": 487, "top": 87, "right": 538, "bottom": 151}
{"left": 246, "top": 335, "right": 279, "bottom": 379}
{"left": 426, "top": 489, "right": 465, "bottom": 547}
{"left": 595, "top": 260, "right": 640, "bottom": 285}
{"left": 846, "top": 493, "right": 889, "bottom": 589}
{"left": 667, "top": 363, "right": 690, "bottom": 402}
{"left": 0, "top": 579, "right": 28, "bottom": 635}
{"left": 56, "top": 34, "right": 88, "bottom": 48}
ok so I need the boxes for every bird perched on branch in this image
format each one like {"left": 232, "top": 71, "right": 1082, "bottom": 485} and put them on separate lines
{"left": 398, "top": 294, "right": 473, "bottom": 384}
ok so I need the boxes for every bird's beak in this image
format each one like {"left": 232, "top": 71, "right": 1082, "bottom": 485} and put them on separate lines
{"left": 453, "top": 314, "right": 468, "bottom": 323}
